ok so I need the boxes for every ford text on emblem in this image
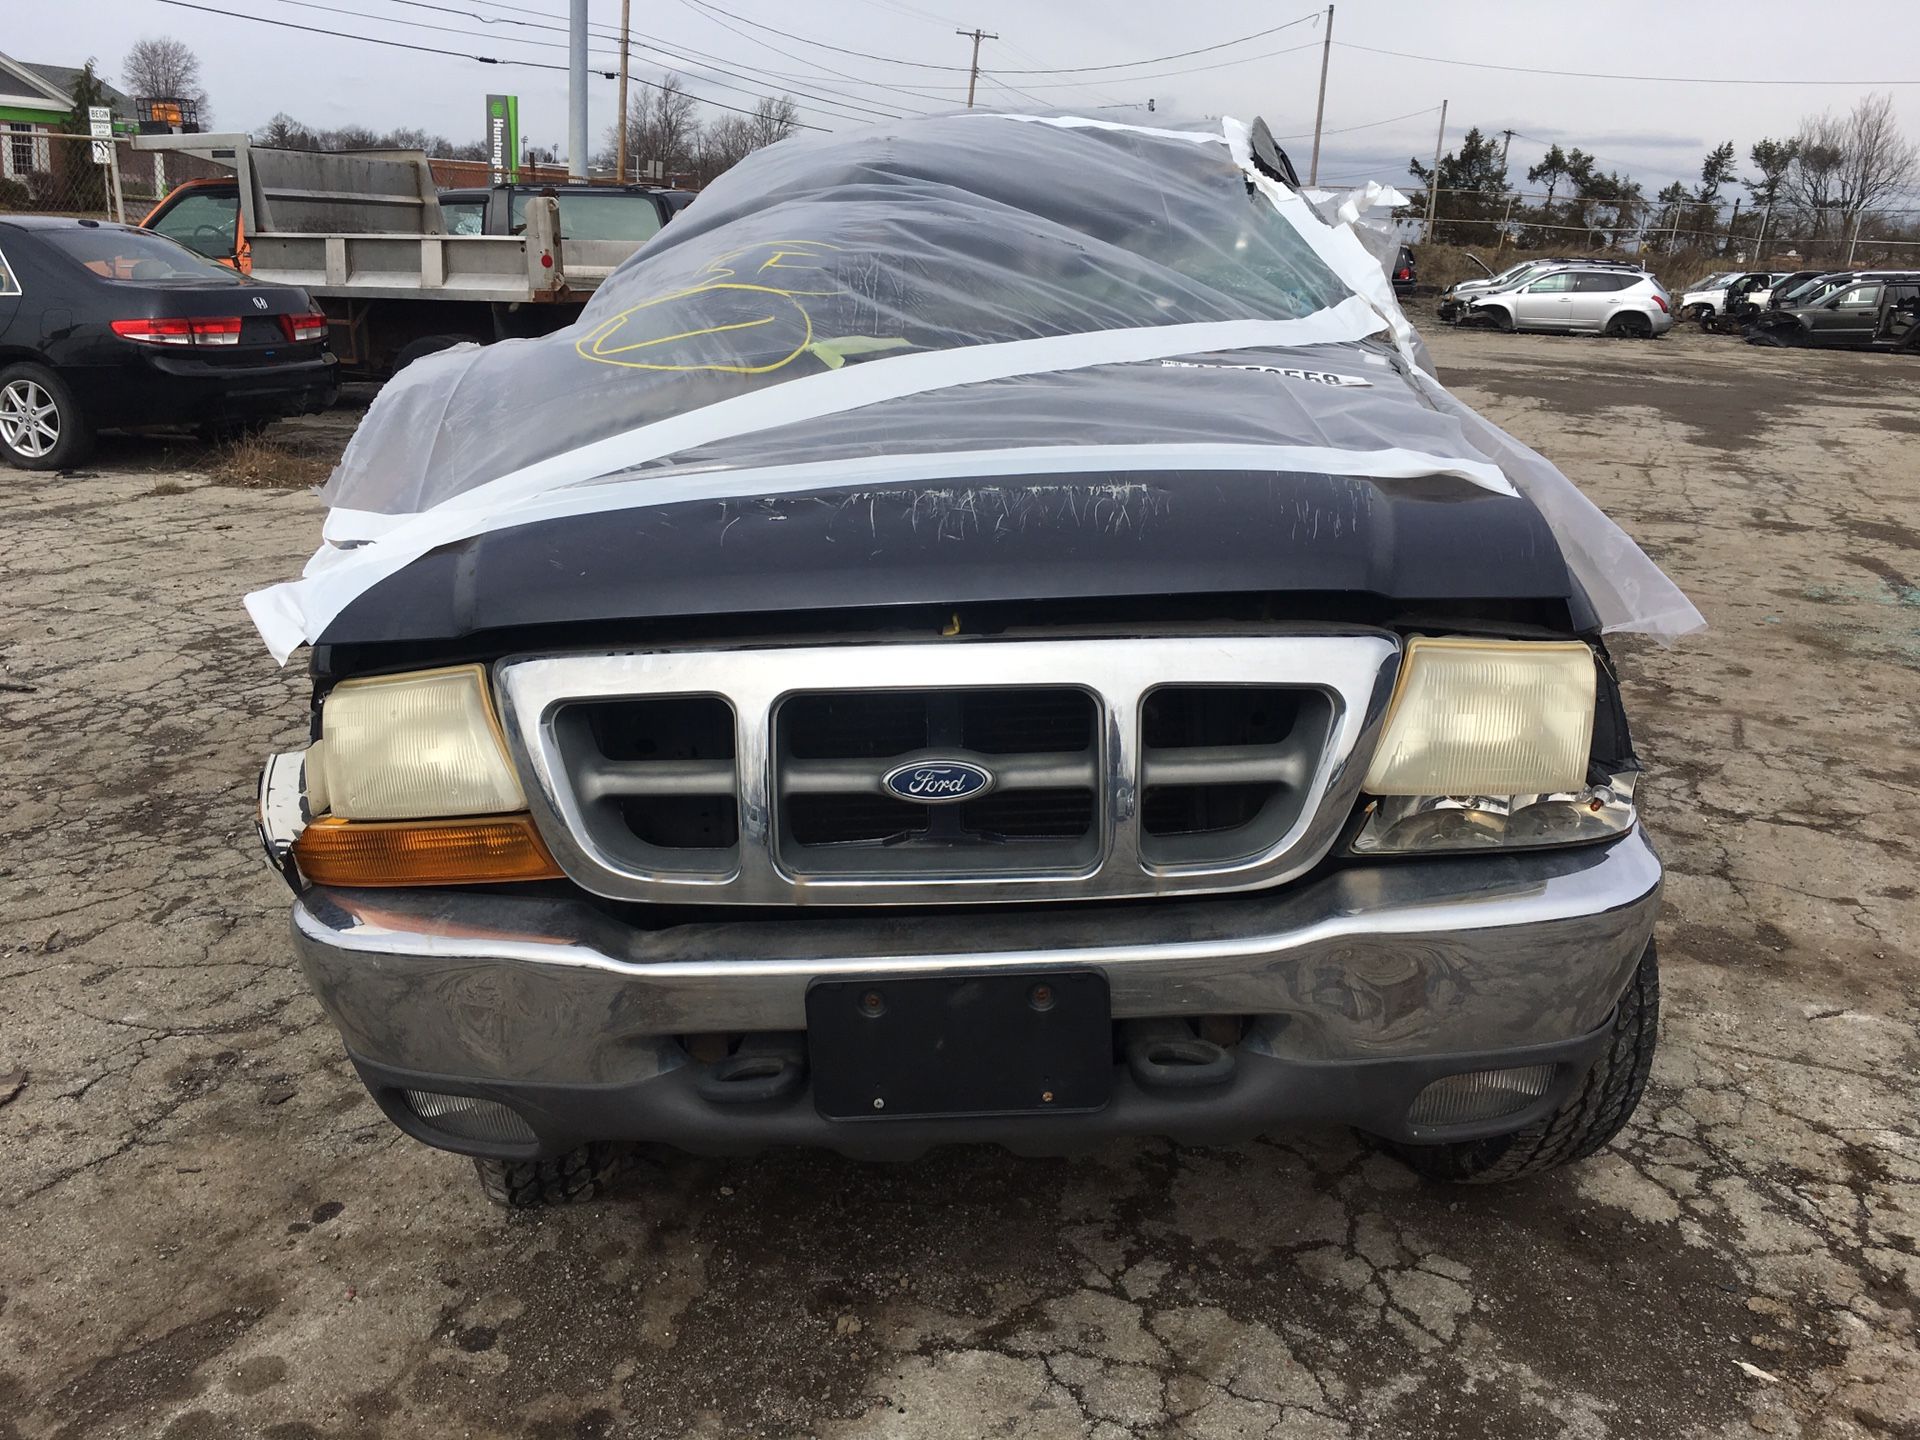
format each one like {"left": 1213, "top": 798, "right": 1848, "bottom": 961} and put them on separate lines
{"left": 882, "top": 760, "right": 994, "bottom": 803}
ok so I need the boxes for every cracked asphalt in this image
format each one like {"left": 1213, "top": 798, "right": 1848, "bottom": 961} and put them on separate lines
{"left": 1, "top": 319, "right": 1916, "bottom": 1439}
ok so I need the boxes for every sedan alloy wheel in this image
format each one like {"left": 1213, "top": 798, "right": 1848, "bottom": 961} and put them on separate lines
{"left": 0, "top": 378, "right": 59, "bottom": 459}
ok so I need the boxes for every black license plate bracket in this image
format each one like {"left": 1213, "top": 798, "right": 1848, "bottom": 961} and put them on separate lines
{"left": 807, "top": 970, "right": 1111, "bottom": 1120}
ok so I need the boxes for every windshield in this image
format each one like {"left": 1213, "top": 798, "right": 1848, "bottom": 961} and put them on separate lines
{"left": 148, "top": 190, "right": 239, "bottom": 259}
{"left": 40, "top": 226, "right": 238, "bottom": 282}
{"left": 324, "top": 117, "right": 1361, "bottom": 518}
{"left": 511, "top": 191, "right": 665, "bottom": 243}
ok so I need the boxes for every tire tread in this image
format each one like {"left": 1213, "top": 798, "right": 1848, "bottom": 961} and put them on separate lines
{"left": 1386, "top": 941, "right": 1660, "bottom": 1185}
{"left": 473, "top": 1142, "right": 624, "bottom": 1208}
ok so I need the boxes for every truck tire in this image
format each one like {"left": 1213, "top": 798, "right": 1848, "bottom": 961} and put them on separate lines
{"left": 473, "top": 1143, "right": 624, "bottom": 1208}
{"left": 1382, "top": 940, "right": 1659, "bottom": 1185}
{"left": 0, "top": 362, "right": 94, "bottom": 471}
{"left": 392, "top": 334, "right": 479, "bottom": 375}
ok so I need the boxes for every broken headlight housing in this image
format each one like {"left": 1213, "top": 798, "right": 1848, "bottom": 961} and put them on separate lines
{"left": 1351, "top": 637, "right": 1636, "bottom": 855}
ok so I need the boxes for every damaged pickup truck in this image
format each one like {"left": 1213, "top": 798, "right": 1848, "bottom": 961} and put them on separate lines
{"left": 251, "top": 113, "right": 1702, "bottom": 1206}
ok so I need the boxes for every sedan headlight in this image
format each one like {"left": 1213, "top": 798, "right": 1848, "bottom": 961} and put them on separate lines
{"left": 312, "top": 664, "right": 526, "bottom": 820}
{"left": 1353, "top": 638, "right": 1630, "bottom": 855}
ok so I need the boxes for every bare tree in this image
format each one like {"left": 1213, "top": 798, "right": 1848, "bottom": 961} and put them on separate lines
{"left": 385, "top": 127, "right": 453, "bottom": 156}
{"left": 122, "top": 36, "right": 208, "bottom": 119}
{"left": 1835, "top": 92, "right": 1919, "bottom": 225}
{"left": 748, "top": 95, "right": 800, "bottom": 151}
{"left": 694, "top": 113, "right": 759, "bottom": 185}
{"left": 255, "top": 113, "right": 316, "bottom": 150}
{"left": 1786, "top": 94, "right": 1918, "bottom": 252}
{"left": 609, "top": 74, "right": 701, "bottom": 180}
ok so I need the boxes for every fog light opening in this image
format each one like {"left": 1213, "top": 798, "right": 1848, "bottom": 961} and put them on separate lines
{"left": 401, "top": 1089, "right": 538, "bottom": 1145}
{"left": 1406, "top": 1065, "right": 1555, "bottom": 1127}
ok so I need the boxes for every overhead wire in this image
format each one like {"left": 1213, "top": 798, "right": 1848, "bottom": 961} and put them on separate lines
{"left": 149, "top": 0, "right": 836, "bottom": 128}
{"left": 1332, "top": 40, "right": 1920, "bottom": 86}
{"left": 675, "top": 0, "right": 1322, "bottom": 74}
{"left": 253, "top": 0, "right": 911, "bottom": 121}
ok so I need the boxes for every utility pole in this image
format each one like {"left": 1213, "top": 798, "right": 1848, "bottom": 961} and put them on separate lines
{"left": 1499, "top": 128, "right": 1515, "bottom": 171}
{"left": 1423, "top": 99, "right": 1447, "bottom": 243}
{"left": 614, "top": 0, "right": 632, "bottom": 184}
{"left": 1756, "top": 200, "right": 1773, "bottom": 262}
{"left": 1307, "top": 5, "right": 1333, "bottom": 186}
{"left": 567, "top": 0, "right": 588, "bottom": 179}
{"left": 956, "top": 27, "right": 999, "bottom": 109}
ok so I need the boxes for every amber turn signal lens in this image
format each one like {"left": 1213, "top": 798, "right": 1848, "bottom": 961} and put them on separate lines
{"left": 292, "top": 815, "right": 563, "bottom": 887}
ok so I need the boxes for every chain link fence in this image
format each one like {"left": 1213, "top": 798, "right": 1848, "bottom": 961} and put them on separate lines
{"left": 1410, "top": 184, "right": 1920, "bottom": 268}
{"left": 0, "top": 131, "right": 232, "bottom": 224}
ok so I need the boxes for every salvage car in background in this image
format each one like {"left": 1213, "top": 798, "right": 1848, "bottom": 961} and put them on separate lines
{"left": 1678, "top": 270, "right": 1792, "bottom": 320}
{"left": 1392, "top": 243, "right": 1417, "bottom": 295}
{"left": 250, "top": 114, "right": 1697, "bottom": 1207}
{"left": 1438, "top": 256, "right": 1645, "bottom": 321}
{"left": 0, "top": 217, "right": 335, "bottom": 470}
{"left": 1748, "top": 272, "right": 1920, "bottom": 348}
{"left": 1462, "top": 263, "right": 1673, "bottom": 337}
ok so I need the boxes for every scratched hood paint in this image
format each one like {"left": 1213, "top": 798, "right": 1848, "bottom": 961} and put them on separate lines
{"left": 317, "top": 460, "right": 1570, "bottom": 647}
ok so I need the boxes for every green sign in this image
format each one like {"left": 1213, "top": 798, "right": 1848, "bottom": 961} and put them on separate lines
{"left": 486, "top": 94, "right": 519, "bottom": 184}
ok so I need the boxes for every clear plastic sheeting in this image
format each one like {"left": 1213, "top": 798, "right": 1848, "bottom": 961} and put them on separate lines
{"left": 247, "top": 112, "right": 1703, "bottom": 660}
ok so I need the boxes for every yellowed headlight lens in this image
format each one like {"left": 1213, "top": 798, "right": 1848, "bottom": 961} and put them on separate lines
{"left": 320, "top": 664, "right": 526, "bottom": 820}
{"left": 1362, "top": 638, "right": 1596, "bottom": 797}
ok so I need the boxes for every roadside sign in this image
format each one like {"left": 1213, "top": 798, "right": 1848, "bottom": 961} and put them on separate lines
{"left": 486, "top": 94, "right": 520, "bottom": 185}
{"left": 89, "top": 104, "right": 113, "bottom": 165}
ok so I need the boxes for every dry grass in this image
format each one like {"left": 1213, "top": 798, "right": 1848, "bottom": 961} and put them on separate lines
{"left": 143, "top": 480, "right": 189, "bottom": 498}
{"left": 205, "top": 433, "right": 337, "bottom": 490}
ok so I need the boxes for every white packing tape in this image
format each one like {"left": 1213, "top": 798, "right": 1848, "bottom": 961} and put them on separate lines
{"left": 248, "top": 302, "right": 1397, "bottom": 661}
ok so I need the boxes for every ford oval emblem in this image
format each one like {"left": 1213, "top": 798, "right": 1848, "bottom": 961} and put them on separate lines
{"left": 882, "top": 759, "right": 994, "bottom": 804}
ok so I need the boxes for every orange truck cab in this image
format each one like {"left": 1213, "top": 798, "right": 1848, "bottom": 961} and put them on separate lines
{"left": 139, "top": 178, "right": 251, "bottom": 273}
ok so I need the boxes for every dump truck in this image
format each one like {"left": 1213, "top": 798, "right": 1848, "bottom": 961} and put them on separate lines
{"left": 133, "top": 135, "right": 665, "bottom": 376}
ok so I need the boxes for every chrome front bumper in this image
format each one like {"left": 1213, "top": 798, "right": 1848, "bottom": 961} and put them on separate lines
{"left": 292, "top": 827, "right": 1661, "bottom": 1091}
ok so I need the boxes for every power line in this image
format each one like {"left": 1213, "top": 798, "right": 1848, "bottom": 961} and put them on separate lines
{"left": 1275, "top": 103, "right": 1440, "bottom": 140}
{"left": 1332, "top": 40, "right": 1920, "bottom": 86}
{"left": 149, "top": 0, "right": 832, "bottom": 128}
{"left": 666, "top": 0, "right": 957, "bottom": 107}
{"left": 417, "top": 0, "right": 952, "bottom": 109}
{"left": 251, "top": 0, "right": 900, "bottom": 123}
{"left": 679, "top": 0, "right": 1322, "bottom": 74}
{"left": 974, "top": 38, "right": 1321, "bottom": 91}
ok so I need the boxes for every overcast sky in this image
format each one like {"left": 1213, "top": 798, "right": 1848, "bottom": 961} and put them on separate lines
{"left": 39, "top": 0, "right": 1920, "bottom": 203}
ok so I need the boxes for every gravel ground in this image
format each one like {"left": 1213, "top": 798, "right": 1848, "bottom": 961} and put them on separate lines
{"left": 1, "top": 318, "right": 1916, "bottom": 1440}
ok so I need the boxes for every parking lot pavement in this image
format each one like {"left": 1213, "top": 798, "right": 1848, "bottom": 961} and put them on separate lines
{"left": 1, "top": 323, "right": 1915, "bottom": 1440}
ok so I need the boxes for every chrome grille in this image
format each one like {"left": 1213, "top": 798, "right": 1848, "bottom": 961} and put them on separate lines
{"left": 775, "top": 687, "right": 1100, "bottom": 877}
{"left": 497, "top": 635, "right": 1399, "bottom": 906}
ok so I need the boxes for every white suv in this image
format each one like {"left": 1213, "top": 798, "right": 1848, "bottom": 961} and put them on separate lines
{"left": 1465, "top": 266, "right": 1674, "bottom": 338}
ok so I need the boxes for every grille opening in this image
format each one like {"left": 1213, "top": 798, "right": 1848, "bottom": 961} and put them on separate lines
{"left": 618, "top": 794, "right": 739, "bottom": 850}
{"left": 960, "top": 788, "right": 1096, "bottom": 840}
{"left": 961, "top": 690, "right": 1094, "bottom": 753}
{"left": 584, "top": 695, "right": 735, "bottom": 762}
{"left": 1142, "top": 783, "right": 1280, "bottom": 837}
{"left": 787, "top": 793, "right": 931, "bottom": 846}
{"left": 784, "top": 693, "right": 928, "bottom": 759}
{"left": 782, "top": 687, "right": 1095, "bottom": 760}
{"left": 1143, "top": 686, "right": 1303, "bottom": 748}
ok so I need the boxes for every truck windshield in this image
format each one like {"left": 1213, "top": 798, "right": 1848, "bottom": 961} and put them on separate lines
{"left": 41, "top": 226, "right": 238, "bottom": 282}
{"left": 511, "top": 192, "right": 663, "bottom": 243}
{"left": 148, "top": 189, "right": 239, "bottom": 260}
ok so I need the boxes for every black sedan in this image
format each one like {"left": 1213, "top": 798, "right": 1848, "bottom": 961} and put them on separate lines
{"left": 0, "top": 217, "right": 337, "bottom": 470}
